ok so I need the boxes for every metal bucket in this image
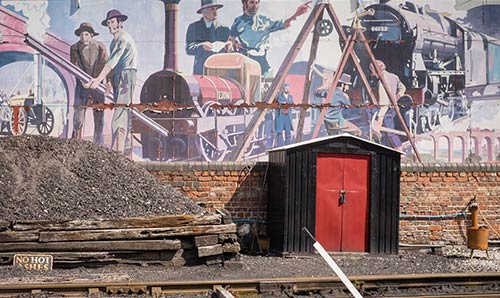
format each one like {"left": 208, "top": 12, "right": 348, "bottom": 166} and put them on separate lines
{"left": 467, "top": 227, "right": 489, "bottom": 250}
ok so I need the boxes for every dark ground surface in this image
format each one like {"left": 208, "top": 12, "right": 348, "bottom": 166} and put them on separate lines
{"left": 0, "top": 247, "right": 498, "bottom": 283}
{"left": 0, "top": 136, "right": 204, "bottom": 221}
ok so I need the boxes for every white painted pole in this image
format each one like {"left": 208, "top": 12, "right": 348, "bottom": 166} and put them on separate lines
{"left": 313, "top": 242, "right": 363, "bottom": 297}
{"left": 303, "top": 227, "right": 363, "bottom": 298}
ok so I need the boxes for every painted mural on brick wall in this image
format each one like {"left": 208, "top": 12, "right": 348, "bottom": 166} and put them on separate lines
{"left": 0, "top": 0, "right": 499, "bottom": 163}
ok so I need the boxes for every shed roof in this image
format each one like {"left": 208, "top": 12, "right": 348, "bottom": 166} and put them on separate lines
{"left": 268, "top": 133, "right": 403, "bottom": 154}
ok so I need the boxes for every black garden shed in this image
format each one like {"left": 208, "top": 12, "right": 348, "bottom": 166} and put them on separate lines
{"left": 267, "top": 134, "right": 402, "bottom": 254}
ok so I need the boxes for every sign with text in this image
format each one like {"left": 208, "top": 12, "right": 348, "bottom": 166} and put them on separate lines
{"left": 13, "top": 254, "right": 53, "bottom": 271}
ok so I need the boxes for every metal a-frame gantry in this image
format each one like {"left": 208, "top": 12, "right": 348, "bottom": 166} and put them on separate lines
{"left": 229, "top": 0, "right": 422, "bottom": 163}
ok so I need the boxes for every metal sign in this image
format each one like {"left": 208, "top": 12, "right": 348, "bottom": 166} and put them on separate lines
{"left": 13, "top": 254, "right": 53, "bottom": 271}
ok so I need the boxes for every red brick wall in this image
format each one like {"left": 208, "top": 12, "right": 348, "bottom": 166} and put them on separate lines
{"left": 141, "top": 162, "right": 268, "bottom": 221}
{"left": 140, "top": 162, "right": 500, "bottom": 245}
{"left": 400, "top": 163, "right": 500, "bottom": 245}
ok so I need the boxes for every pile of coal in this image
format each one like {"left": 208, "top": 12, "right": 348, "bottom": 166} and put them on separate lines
{"left": 0, "top": 135, "right": 204, "bottom": 221}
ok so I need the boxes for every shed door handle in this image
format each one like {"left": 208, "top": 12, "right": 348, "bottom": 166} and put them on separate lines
{"left": 339, "top": 190, "right": 346, "bottom": 204}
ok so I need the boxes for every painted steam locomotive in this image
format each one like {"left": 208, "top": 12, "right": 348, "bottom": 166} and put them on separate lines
{"left": 138, "top": 1, "right": 500, "bottom": 161}
{"left": 356, "top": 1, "right": 500, "bottom": 133}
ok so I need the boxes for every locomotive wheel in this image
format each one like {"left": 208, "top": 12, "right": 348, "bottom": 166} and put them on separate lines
{"left": 197, "top": 133, "right": 228, "bottom": 162}
{"left": 315, "top": 19, "right": 334, "bottom": 36}
{"left": 36, "top": 107, "right": 54, "bottom": 135}
{"left": 8, "top": 107, "right": 27, "bottom": 136}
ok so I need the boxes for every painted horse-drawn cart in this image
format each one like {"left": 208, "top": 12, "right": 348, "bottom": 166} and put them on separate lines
{"left": 0, "top": 93, "right": 54, "bottom": 136}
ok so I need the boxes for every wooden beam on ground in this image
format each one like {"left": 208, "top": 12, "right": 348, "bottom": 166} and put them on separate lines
{"left": 12, "top": 214, "right": 222, "bottom": 231}
{"left": 0, "top": 239, "right": 181, "bottom": 252}
{"left": 0, "top": 231, "right": 39, "bottom": 242}
{"left": 38, "top": 223, "right": 237, "bottom": 242}
{"left": 197, "top": 244, "right": 223, "bottom": 257}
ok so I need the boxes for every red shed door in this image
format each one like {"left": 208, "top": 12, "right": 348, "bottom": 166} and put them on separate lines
{"left": 315, "top": 153, "right": 370, "bottom": 252}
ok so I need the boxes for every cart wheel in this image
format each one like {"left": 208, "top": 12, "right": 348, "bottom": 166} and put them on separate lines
{"left": 9, "top": 107, "right": 28, "bottom": 136}
{"left": 315, "top": 19, "right": 334, "bottom": 37}
{"left": 36, "top": 107, "right": 54, "bottom": 135}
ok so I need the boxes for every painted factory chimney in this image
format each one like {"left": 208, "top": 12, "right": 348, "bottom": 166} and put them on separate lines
{"left": 160, "top": 0, "right": 181, "bottom": 71}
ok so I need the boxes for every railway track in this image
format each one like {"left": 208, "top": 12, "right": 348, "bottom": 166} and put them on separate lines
{"left": 1, "top": 272, "right": 500, "bottom": 297}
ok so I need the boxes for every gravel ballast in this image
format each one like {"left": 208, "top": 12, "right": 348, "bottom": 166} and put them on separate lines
{"left": 0, "top": 135, "right": 204, "bottom": 221}
{"left": 0, "top": 247, "right": 498, "bottom": 284}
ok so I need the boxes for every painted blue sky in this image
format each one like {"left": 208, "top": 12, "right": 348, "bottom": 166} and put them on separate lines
{"left": 1, "top": 0, "right": 464, "bottom": 82}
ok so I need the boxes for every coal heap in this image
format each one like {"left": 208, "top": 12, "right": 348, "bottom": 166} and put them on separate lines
{"left": 0, "top": 135, "right": 204, "bottom": 221}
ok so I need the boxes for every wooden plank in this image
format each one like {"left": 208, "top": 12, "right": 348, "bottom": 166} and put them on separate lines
{"left": 0, "top": 251, "right": 182, "bottom": 264}
{"left": 0, "top": 239, "right": 181, "bottom": 252}
{"left": 0, "top": 231, "right": 39, "bottom": 242}
{"left": 369, "top": 153, "right": 380, "bottom": 254}
{"left": 222, "top": 242, "right": 240, "bottom": 253}
{"left": 194, "top": 235, "right": 219, "bottom": 247}
{"left": 0, "top": 252, "right": 112, "bottom": 262}
{"left": 197, "top": 244, "right": 223, "bottom": 257}
{"left": 39, "top": 223, "right": 236, "bottom": 242}
{"left": 218, "top": 234, "right": 238, "bottom": 243}
{"left": 12, "top": 214, "right": 222, "bottom": 231}
{"left": 390, "top": 157, "right": 400, "bottom": 254}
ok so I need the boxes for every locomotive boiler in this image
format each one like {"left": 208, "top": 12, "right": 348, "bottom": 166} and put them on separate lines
{"left": 139, "top": 53, "right": 265, "bottom": 161}
{"left": 356, "top": 1, "right": 500, "bottom": 133}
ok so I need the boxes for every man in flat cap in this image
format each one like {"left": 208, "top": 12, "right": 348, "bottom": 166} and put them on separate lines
{"left": 186, "top": 0, "right": 231, "bottom": 75}
{"left": 86, "top": 9, "right": 137, "bottom": 154}
{"left": 70, "top": 22, "right": 108, "bottom": 144}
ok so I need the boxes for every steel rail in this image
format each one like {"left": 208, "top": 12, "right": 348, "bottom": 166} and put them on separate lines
{"left": 1, "top": 272, "right": 500, "bottom": 297}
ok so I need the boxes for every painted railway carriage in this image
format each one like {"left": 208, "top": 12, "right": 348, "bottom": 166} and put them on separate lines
{"left": 357, "top": 1, "right": 500, "bottom": 132}
{"left": 139, "top": 53, "right": 262, "bottom": 161}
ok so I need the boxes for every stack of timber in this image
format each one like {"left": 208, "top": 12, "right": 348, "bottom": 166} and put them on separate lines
{"left": 0, "top": 214, "right": 240, "bottom": 267}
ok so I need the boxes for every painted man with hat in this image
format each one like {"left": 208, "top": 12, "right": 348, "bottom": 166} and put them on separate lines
{"left": 318, "top": 73, "right": 361, "bottom": 136}
{"left": 186, "top": 0, "right": 231, "bottom": 75}
{"left": 274, "top": 82, "right": 294, "bottom": 146}
{"left": 70, "top": 22, "right": 108, "bottom": 144}
{"left": 229, "top": 0, "right": 311, "bottom": 78}
{"left": 86, "top": 9, "right": 137, "bottom": 154}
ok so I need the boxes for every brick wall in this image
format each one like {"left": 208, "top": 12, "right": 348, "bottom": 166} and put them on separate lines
{"left": 140, "top": 161, "right": 500, "bottom": 245}
{"left": 140, "top": 162, "right": 268, "bottom": 220}
{"left": 400, "top": 163, "right": 500, "bottom": 245}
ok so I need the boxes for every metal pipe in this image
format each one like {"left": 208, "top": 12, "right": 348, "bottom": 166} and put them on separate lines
{"left": 400, "top": 212, "right": 466, "bottom": 220}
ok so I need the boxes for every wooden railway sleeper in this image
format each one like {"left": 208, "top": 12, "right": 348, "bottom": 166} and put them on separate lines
{"left": 106, "top": 285, "right": 147, "bottom": 294}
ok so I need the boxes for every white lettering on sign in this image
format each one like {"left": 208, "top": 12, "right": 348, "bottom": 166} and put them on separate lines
{"left": 13, "top": 254, "right": 53, "bottom": 271}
